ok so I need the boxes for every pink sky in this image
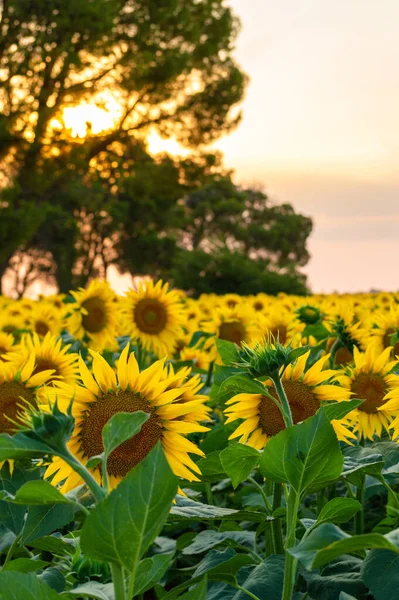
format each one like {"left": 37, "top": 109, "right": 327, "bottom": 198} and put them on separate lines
{"left": 213, "top": 0, "right": 399, "bottom": 293}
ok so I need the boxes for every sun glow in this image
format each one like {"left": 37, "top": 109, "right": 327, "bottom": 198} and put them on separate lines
{"left": 51, "top": 98, "right": 122, "bottom": 138}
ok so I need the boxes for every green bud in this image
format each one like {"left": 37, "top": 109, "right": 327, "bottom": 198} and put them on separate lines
{"left": 25, "top": 401, "right": 75, "bottom": 453}
{"left": 235, "top": 340, "right": 298, "bottom": 379}
{"left": 296, "top": 305, "right": 322, "bottom": 325}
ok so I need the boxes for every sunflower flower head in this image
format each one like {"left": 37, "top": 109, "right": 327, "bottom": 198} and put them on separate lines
{"left": 337, "top": 345, "right": 399, "bottom": 440}
{"left": 225, "top": 350, "right": 355, "bottom": 450}
{"left": 45, "top": 344, "right": 209, "bottom": 491}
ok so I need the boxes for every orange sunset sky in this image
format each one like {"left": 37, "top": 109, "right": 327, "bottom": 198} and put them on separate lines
{"left": 213, "top": 0, "right": 399, "bottom": 293}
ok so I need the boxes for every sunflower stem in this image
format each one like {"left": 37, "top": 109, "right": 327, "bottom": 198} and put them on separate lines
{"left": 205, "top": 360, "right": 214, "bottom": 387}
{"left": 60, "top": 447, "right": 106, "bottom": 503}
{"left": 248, "top": 476, "right": 273, "bottom": 515}
{"left": 110, "top": 562, "right": 126, "bottom": 600}
{"left": 271, "top": 483, "right": 284, "bottom": 555}
{"left": 355, "top": 478, "right": 365, "bottom": 535}
{"left": 3, "top": 534, "right": 21, "bottom": 569}
{"left": 271, "top": 376, "right": 293, "bottom": 428}
{"left": 328, "top": 338, "right": 343, "bottom": 368}
{"left": 282, "top": 487, "right": 300, "bottom": 600}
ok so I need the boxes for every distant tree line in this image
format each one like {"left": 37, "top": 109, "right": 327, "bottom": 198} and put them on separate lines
{"left": 0, "top": 0, "right": 312, "bottom": 297}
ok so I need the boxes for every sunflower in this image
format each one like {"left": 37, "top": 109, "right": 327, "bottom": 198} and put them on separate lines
{"left": 258, "top": 309, "right": 299, "bottom": 347}
{"left": 0, "top": 353, "right": 54, "bottom": 435}
{"left": 29, "top": 302, "right": 64, "bottom": 338}
{"left": 44, "top": 345, "right": 209, "bottom": 491}
{"left": 338, "top": 346, "right": 399, "bottom": 440}
{"left": 225, "top": 351, "right": 355, "bottom": 449}
{"left": 0, "top": 332, "right": 18, "bottom": 361}
{"left": 120, "top": 279, "right": 185, "bottom": 357}
{"left": 323, "top": 303, "right": 366, "bottom": 366}
{"left": 67, "top": 280, "right": 118, "bottom": 351}
{"left": 203, "top": 305, "right": 260, "bottom": 357}
{"left": 6, "top": 333, "right": 79, "bottom": 385}
{"left": 365, "top": 305, "right": 399, "bottom": 357}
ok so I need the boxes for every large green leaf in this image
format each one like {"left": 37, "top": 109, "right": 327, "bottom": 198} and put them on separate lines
{"left": 179, "top": 576, "right": 208, "bottom": 600}
{"left": 29, "top": 536, "right": 75, "bottom": 556}
{"left": 21, "top": 503, "right": 76, "bottom": 544}
{"left": 215, "top": 339, "right": 241, "bottom": 365}
{"left": 102, "top": 410, "right": 149, "bottom": 468}
{"left": 302, "top": 557, "right": 366, "bottom": 600}
{"left": 0, "top": 434, "right": 53, "bottom": 461}
{"left": 259, "top": 409, "right": 343, "bottom": 494}
{"left": 0, "top": 464, "right": 40, "bottom": 535}
{"left": 182, "top": 531, "right": 256, "bottom": 555}
{"left": 290, "top": 523, "right": 399, "bottom": 570}
{"left": 7, "top": 481, "right": 73, "bottom": 505}
{"left": 0, "top": 572, "right": 60, "bottom": 600}
{"left": 342, "top": 445, "right": 385, "bottom": 486}
{"left": 170, "top": 496, "right": 264, "bottom": 522}
{"left": 134, "top": 552, "right": 175, "bottom": 596}
{"left": 219, "top": 374, "right": 268, "bottom": 397}
{"left": 362, "top": 549, "right": 399, "bottom": 600}
{"left": 65, "top": 582, "right": 114, "bottom": 599}
{"left": 220, "top": 444, "right": 260, "bottom": 489}
{"left": 233, "top": 555, "right": 285, "bottom": 600}
{"left": 316, "top": 498, "right": 362, "bottom": 526}
{"left": 289, "top": 523, "right": 349, "bottom": 570}
{"left": 194, "top": 548, "right": 256, "bottom": 586}
{"left": 81, "top": 442, "right": 177, "bottom": 573}
{"left": 313, "top": 534, "right": 399, "bottom": 568}
{"left": 2, "top": 559, "right": 48, "bottom": 573}
{"left": 322, "top": 399, "right": 364, "bottom": 421}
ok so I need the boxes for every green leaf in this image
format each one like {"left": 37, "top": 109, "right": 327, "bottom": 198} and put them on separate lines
{"left": 373, "top": 441, "right": 399, "bottom": 475}
{"left": 259, "top": 409, "right": 343, "bottom": 494}
{"left": 170, "top": 496, "right": 264, "bottom": 522}
{"left": 289, "top": 523, "right": 349, "bottom": 570}
{"left": 291, "top": 522, "right": 399, "bottom": 570}
{"left": 102, "top": 411, "right": 149, "bottom": 466}
{"left": 215, "top": 339, "right": 241, "bottom": 364}
{"left": 220, "top": 444, "right": 260, "bottom": 489}
{"left": 29, "top": 536, "right": 75, "bottom": 556}
{"left": 0, "top": 464, "right": 40, "bottom": 535}
{"left": 302, "top": 557, "right": 366, "bottom": 600}
{"left": 362, "top": 549, "right": 399, "bottom": 600}
{"left": 0, "top": 434, "right": 53, "bottom": 461}
{"left": 194, "top": 548, "right": 256, "bottom": 586}
{"left": 21, "top": 504, "right": 76, "bottom": 544}
{"left": 0, "top": 572, "right": 60, "bottom": 600}
{"left": 179, "top": 576, "right": 208, "bottom": 600}
{"left": 323, "top": 399, "right": 364, "bottom": 421}
{"left": 342, "top": 445, "right": 385, "bottom": 486}
{"left": 134, "top": 552, "right": 175, "bottom": 596}
{"left": 9, "top": 481, "right": 73, "bottom": 505}
{"left": 65, "top": 582, "right": 114, "bottom": 599}
{"left": 2, "top": 559, "right": 48, "bottom": 573}
{"left": 39, "top": 568, "right": 65, "bottom": 593}
{"left": 81, "top": 442, "right": 177, "bottom": 573}
{"left": 317, "top": 498, "right": 362, "bottom": 525}
{"left": 182, "top": 531, "right": 256, "bottom": 555}
{"left": 313, "top": 533, "right": 399, "bottom": 569}
{"left": 233, "top": 555, "right": 285, "bottom": 600}
{"left": 197, "top": 451, "right": 225, "bottom": 482}
{"left": 220, "top": 374, "right": 267, "bottom": 397}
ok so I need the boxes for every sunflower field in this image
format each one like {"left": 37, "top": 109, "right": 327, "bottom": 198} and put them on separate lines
{"left": 0, "top": 280, "right": 399, "bottom": 600}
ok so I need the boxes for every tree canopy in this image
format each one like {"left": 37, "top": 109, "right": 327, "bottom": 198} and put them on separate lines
{"left": 0, "top": 0, "right": 312, "bottom": 296}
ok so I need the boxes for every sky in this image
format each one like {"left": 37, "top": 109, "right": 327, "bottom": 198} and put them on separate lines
{"left": 213, "top": 0, "right": 399, "bottom": 293}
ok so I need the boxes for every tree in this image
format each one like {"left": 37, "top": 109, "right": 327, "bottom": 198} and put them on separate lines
{"left": 169, "top": 178, "right": 312, "bottom": 295}
{"left": 0, "top": 0, "right": 246, "bottom": 290}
